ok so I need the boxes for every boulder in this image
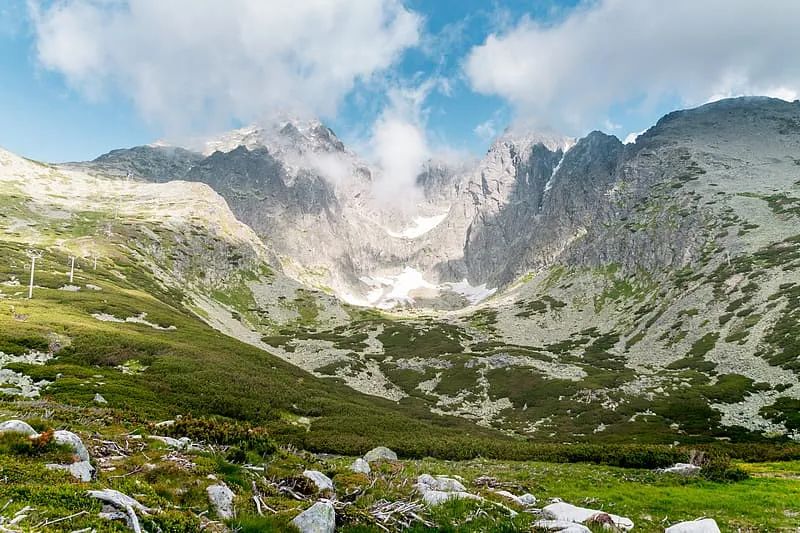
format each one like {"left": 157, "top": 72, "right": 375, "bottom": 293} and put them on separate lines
{"left": 416, "top": 474, "right": 466, "bottom": 493}
{"left": 494, "top": 489, "right": 537, "bottom": 507}
{"left": 0, "top": 419, "right": 37, "bottom": 436}
{"left": 53, "top": 430, "right": 90, "bottom": 462}
{"left": 543, "top": 502, "right": 634, "bottom": 531}
{"left": 665, "top": 518, "right": 721, "bottom": 533}
{"left": 363, "top": 446, "right": 397, "bottom": 463}
{"left": 659, "top": 463, "right": 702, "bottom": 475}
{"left": 303, "top": 470, "right": 334, "bottom": 492}
{"left": 207, "top": 483, "right": 235, "bottom": 519}
{"left": 350, "top": 458, "right": 371, "bottom": 474}
{"left": 47, "top": 460, "right": 94, "bottom": 482}
{"left": 534, "top": 519, "right": 592, "bottom": 532}
{"left": 291, "top": 501, "right": 336, "bottom": 533}
{"left": 94, "top": 393, "right": 108, "bottom": 404}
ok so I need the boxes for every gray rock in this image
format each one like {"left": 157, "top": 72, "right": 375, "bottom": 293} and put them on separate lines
{"left": 0, "top": 419, "right": 37, "bottom": 436}
{"left": 303, "top": 470, "right": 334, "bottom": 492}
{"left": 416, "top": 474, "right": 466, "bottom": 493}
{"left": 542, "top": 502, "right": 634, "bottom": 531}
{"left": 518, "top": 493, "right": 538, "bottom": 506}
{"left": 207, "top": 483, "right": 235, "bottom": 519}
{"left": 47, "top": 460, "right": 94, "bottom": 482}
{"left": 53, "top": 430, "right": 90, "bottom": 462}
{"left": 94, "top": 393, "right": 108, "bottom": 404}
{"left": 665, "top": 518, "right": 721, "bottom": 533}
{"left": 363, "top": 446, "right": 397, "bottom": 463}
{"left": 291, "top": 501, "right": 336, "bottom": 533}
{"left": 349, "top": 458, "right": 371, "bottom": 474}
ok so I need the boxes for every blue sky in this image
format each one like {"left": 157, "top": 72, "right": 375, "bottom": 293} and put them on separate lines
{"left": 1, "top": 1, "right": 797, "bottom": 163}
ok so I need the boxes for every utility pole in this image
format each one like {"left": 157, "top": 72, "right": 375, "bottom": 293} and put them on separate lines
{"left": 26, "top": 249, "right": 42, "bottom": 299}
{"left": 68, "top": 256, "right": 76, "bottom": 283}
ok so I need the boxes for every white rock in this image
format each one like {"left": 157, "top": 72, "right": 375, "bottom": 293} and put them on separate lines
{"left": 291, "top": 501, "right": 336, "bottom": 533}
{"left": 665, "top": 518, "right": 721, "bottom": 533}
{"left": 207, "top": 483, "right": 235, "bottom": 519}
{"left": 47, "top": 460, "right": 94, "bottom": 482}
{"left": 542, "top": 502, "right": 634, "bottom": 531}
{"left": 303, "top": 470, "right": 334, "bottom": 492}
{"left": 350, "top": 458, "right": 371, "bottom": 474}
{"left": 422, "top": 490, "right": 481, "bottom": 507}
{"left": 416, "top": 474, "right": 466, "bottom": 493}
{"left": 148, "top": 435, "right": 194, "bottom": 450}
{"left": 534, "top": 519, "right": 592, "bottom": 532}
{"left": 659, "top": 463, "right": 701, "bottom": 475}
{"left": 0, "top": 419, "right": 37, "bottom": 436}
{"left": 94, "top": 393, "right": 108, "bottom": 404}
{"left": 518, "top": 493, "right": 538, "bottom": 506}
{"left": 363, "top": 446, "right": 397, "bottom": 463}
{"left": 53, "top": 430, "right": 90, "bottom": 462}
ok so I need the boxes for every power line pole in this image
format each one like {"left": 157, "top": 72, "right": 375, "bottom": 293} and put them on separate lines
{"left": 26, "top": 249, "right": 42, "bottom": 299}
{"left": 68, "top": 256, "right": 76, "bottom": 283}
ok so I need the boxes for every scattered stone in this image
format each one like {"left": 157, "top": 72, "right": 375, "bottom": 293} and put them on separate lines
{"left": 94, "top": 393, "right": 108, "bottom": 404}
{"left": 659, "top": 463, "right": 702, "bottom": 475}
{"left": 303, "top": 470, "right": 335, "bottom": 492}
{"left": 534, "top": 519, "right": 592, "bottom": 532}
{"left": 363, "top": 446, "right": 397, "bottom": 463}
{"left": 542, "top": 502, "right": 634, "bottom": 531}
{"left": 0, "top": 419, "right": 37, "bottom": 436}
{"left": 665, "top": 518, "right": 721, "bottom": 533}
{"left": 148, "top": 435, "right": 196, "bottom": 450}
{"left": 416, "top": 474, "right": 466, "bottom": 493}
{"left": 207, "top": 483, "right": 235, "bottom": 519}
{"left": 416, "top": 473, "right": 481, "bottom": 507}
{"left": 291, "top": 501, "right": 336, "bottom": 533}
{"left": 350, "top": 458, "right": 371, "bottom": 474}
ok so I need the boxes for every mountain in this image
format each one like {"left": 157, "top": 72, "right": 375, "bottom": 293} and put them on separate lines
{"left": 3, "top": 97, "right": 800, "bottom": 445}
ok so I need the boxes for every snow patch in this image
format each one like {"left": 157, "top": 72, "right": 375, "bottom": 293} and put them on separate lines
{"left": 443, "top": 279, "right": 496, "bottom": 305}
{"left": 361, "top": 267, "right": 438, "bottom": 309}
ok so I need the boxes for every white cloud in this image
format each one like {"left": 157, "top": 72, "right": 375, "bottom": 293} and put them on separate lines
{"left": 29, "top": 0, "right": 421, "bottom": 134}
{"left": 474, "top": 119, "right": 497, "bottom": 141}
{"left": 369, "top": 80, "right": 436, "bottom": 204}
{"left": 623, "top": 130, "right": 645, "bottom": 145}
{"left": 465, "top": 0, "right": 800, "bottom": 133}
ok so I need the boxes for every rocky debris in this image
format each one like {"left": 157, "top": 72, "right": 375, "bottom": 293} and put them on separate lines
{"left": 0, "top": 419, "right": 37, "bottom": 436}
{"left": 542, "top": 502, "right": 634, "bottom": 531}
{"left": 658, "top": 463, "right": 702, "bottom": 475}
{"left": 363, "top": 446, "right": 397, "bottom": 463}
{"left": 350, "top": 458, "right": 371, "bottom": 474}
{"left": 88, "top": 489, "right": 151, "bottom": 533}
{"left": 493, "top": 489, "right": 537, "bottom": 507}
{"left": 416, "top": 474, "right": 481, "bottom": 507}
{"left": 665, "top": 518, "right": 721, "bottom": 533}
{"left": 291, "top": 501, "right": 336, "bottom": 533}
{"left": 94, "top": 393, "right": 108, "bottom": 404}
{"left": 207, "top": 483, "right": 235, "bottom": 519}
{"left": 303, "top": 470, "right": 335, "bottom": 493}
{"left": 534, "top": 519, "right": 592, "bottom": 532}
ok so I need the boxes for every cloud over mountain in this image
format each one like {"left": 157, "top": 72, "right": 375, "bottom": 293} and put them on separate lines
{"left": 29, "top": 0, "right": 421, "bottom": 134}
{"left": 465, "top": 0, "right": 800, "bottom": 132}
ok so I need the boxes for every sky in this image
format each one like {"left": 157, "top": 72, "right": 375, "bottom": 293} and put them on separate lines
{"left": 1, "top": 0, "right": 799, "bottom": 164}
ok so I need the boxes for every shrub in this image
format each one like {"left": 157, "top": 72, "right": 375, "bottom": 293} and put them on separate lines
{"left": 153, "top": 416, "right": 277, "bottom": 457}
